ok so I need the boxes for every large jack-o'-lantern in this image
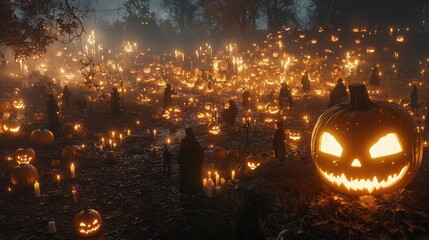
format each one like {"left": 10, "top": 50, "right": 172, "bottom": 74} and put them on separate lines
{"left": 2, "top": 119, "right": 20, "bottom": 134}
{"left": 73, "top": 209, "right": 102, "bottom": 237}
{"left": 311, "top": 84, "right": 422, "bottom": 196}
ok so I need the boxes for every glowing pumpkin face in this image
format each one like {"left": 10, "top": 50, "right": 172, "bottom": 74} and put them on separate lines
{"left": 15, "top": 148, "right": 36, "bottom": 165}
{"left": 208, "top": 123, "right": 221, "bottom": 135}
{"left": 311, "top": 84, "right": 422, "bottom": 196}
{"left": 246, "top": 154, "right": 263, "bottom": 171}
{"left": 266, "top": 103, "right": 279, "bottom": 115}
{"left": 2, "top": 119, "right": 20, "bottom": 134}
{"left": 73, "top": 209, "right": 102, "bottom": 237}
{"left": 12, "top": 99, "right": 25, "bottom": 110}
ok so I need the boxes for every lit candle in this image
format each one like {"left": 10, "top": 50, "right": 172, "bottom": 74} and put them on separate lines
{"left": 101, "top": 137, "right": 105, "bottom": 147}
{"left": 109, "top": 139, "right": 112, "bottom": 149}
{"left": 119, "top": 133, "right": 123, "bottom": 144}
{"left": 48, "top": 221, "right": 57, "bottom": 234}
{"left": 166, "top": 137, "right": 171, "bottom": 145}
{"left": 203, "top": 178, "right": 207, "bottom": 190}
{"left": 111, "top": 131, "right": 115, "bottom": 138}
{"left": 215, "top": 172, "right": 220, "bottom": 186}
{"left": 34, "top": 181, "right": 41, "bottom": 198}
{"left": 127, "top": 129, "right": 131, "bottom": 136}
{"left": 70, "top": 163, "right": 76, "bottom": 179}
{"left": 99, "top": 143, "right": 104, "bottom": 152}
{"left": 208, "top": 171, "right": 211, "bottom": 178}
{"left": 71, "top": 186, "right": 78, "bottom": 203}
{"left": 231, "top": 170, "right": 235, "bottom": 181}
{"left": 56, "top": 175, "right": 61, "bottom": 186}
{"left": 153, "top": 129, "right": 157, "bottom": 139}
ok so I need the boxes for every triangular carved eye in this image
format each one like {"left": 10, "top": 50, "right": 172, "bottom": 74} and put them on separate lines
{"left": 369, "top": 133, "right": 402, "bottom": 158}
{"left": 93, "top": 220, "right": 98, "bottom": 225}
{"left": 80, "top": 223, "right": 86, "bottom": 227}
{"left": 320, "top": 132, "right": 343, "bottom": 157}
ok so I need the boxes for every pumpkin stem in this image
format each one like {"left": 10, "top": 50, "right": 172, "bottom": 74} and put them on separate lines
{"left": 348, "top": 84, "right": 376, "bottom": 110}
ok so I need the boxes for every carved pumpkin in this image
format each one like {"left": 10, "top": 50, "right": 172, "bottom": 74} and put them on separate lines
{"left": 311, "top": 84, "right": 422, "bottom": 196}
{"left": 2, "top": 119, "right": 20, "bottom": 134}
{"left": 34, "top": 112, "right": 46, "bottom": 121}
{"left": 61, "top": 145, "right": 82, "bottom": 161}
{"left": 12, "top": 98, "right": 25, "bottom": 110}
{"left": 266, "top": 103, "right": 280, "bottom": 115}
{"left": 0, "top": 100, "right": 12, "bottom": 113}
{"left": 246, "top": 154, "right": 264, "bottom": 171}
{"left": 208, "top": 122, "right": 221, "bottom": 135}
{"left": 73, "top": 209, "right": 102, "bottom": 237}
{"left": 15, "top": 148, "right": 36, "bottom": 165}
{"left": 213, "top": 147, "right": 227, "bottom": 161}
{"left": 10, "top": 164, "right": 39, "bottom": 188}
{"left": 30, "top": 129, "right": 55, "bottom": 147}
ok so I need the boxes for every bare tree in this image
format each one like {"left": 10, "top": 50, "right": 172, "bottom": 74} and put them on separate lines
{"left": 0, "top": 0, "right": 87, "bottom": 60}
{"left": 161, "top": 0, "right": 199, "bottom": 36}
{"left": 262, "top": 0, "right": 296, "bottom": 31}
{"left": 199, "top": 0, "right": 263, "bottom": 47}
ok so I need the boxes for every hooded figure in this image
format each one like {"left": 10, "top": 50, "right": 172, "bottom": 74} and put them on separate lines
{"left": 221, "top": 99, "right": 238, "bottom": 125}
{"left": 279, "top": 82, "right": 293, "bottom": 109}
{"left": 327, "top": 78, "right": 349, "bottom": 108}
{"left": 410, "top": 85, "right": 419, "bottom": 114}
{"left": 110, "top": 87, "right": 122, "bottom": 115}
{"left": 273, "top": 121, "right": 286, "bottom": 162}
{"left": 369, "top": 65, "right": 381, "bottom": 87}
{"left": 46, "top": 94, "right": 60, "bottom": 132}
{"left": 178, "top": 127, "right": 204, "bottom": 194}
{"left": 301, "top": 71, "right": 310, "bottom": 92}
{"left": 163, "top": 83, "right": 175, "bottom": 109}
{"left": 62, "top": 85, "right": 72, "bottom": 109}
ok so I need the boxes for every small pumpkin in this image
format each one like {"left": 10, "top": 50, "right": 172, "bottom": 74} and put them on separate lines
{"left": 15, "top": 148, "right": 36, "bottom": 165}
{"left": 246, "top": 154, "right": 264, "bottom": 171}
{"left": 12, "top": 98, "right": 25, "bottom": 110}
{"left": 30, "top": 129, "right": 54, "bottom": 147}
{"left": 0, "top": 99, "right": 12, "bottom": 113}
{"left": 73, "top": 209, "right": 102, "bottom": 237}
{"left": 61, "top": 145, "right": 82, "bottom": 161}
{"left": 213, "top": 147, "right": 227, "bottom": 161}
{"left": 266, "top": 102, "right": 280, "bottom": 115}
{"left": 311, "top": 84, "right": 422, "bottom": 196}
{"left": 227, "top": 149, "right": 240, "bottom": 161}
{"left": 10, "top": 164, "right": 39, "bottom": 188}
{"left": 208, "top": 122, "right": 221, "bottom": 135}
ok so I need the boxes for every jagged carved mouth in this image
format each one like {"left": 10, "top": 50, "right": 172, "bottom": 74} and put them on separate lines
{"left": 79, "top": 225, "right": 100, "bottom": 235}
{"left": 318, "top": 164, "right": 409, "bottom": 193}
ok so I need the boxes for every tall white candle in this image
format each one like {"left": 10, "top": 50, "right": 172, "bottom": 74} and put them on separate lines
{"left": 34, "top": 181, "right": 41, "bottom": 198}
{"left": 231, "top": 170, "right": 235, "bottom": 181}
{"left": 70, "top": 163, "right": 76, "bottom": 179}
{"left": 48, "top": 221, "right": 57, "bottom": 234}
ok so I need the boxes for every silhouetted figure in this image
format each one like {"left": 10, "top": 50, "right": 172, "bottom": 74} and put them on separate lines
{"left": 278, "top": 82, "right": 293, "bottom": 109}
{"left": 221, "top": 99, "right": 238, "bottom": 125}
{"left": 46, "top": 94, "right": 60, "bottom": 132}
{"left": 242, "top": 89, "right": 250, "bottom": 109}
{"left": 163, "top": 83, "right": 175, "bottom": 109}
{"left": 77, "top": 93, "right": 87, "bottom": 112}
{"left": 62, "top": 85, "right": 72, "bottom": 110}
{"left": 110, "top": 87, "right": 122, "bottom": 115}
{"left": 327, "top": 78, "right": 349, "bottom": 108}
{"left": 301, "top": 71, "right": 310, "bottom": 92}
{"left": 369, "top": 65, "right": 381, "bottom": 87}
{"left": 163, "top": 144, "right": 173, "bottom": 175}
{"left": 410, "top": 85, "right": 419, "bottom": 114}
{"left": 273, "top": 121, "right": 286, "bottom": 162}
{"left": 178, "top": 127, "right": 204, "bottom": 195}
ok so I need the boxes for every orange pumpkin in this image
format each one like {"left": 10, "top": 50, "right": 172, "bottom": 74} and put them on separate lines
{"left": 73, "top": 209, "right": 103, "bottom": 237}
{"left": 10, "top": 164, "right": 39, "bottom": 188}
{"left": 61, "top": 145, "right": 82, "bottom": 161}
{"left": 15, "top": 148, "right": 36, "bottom": 165}
{"left": 30, "top": 129, "right": 55, "bottom": 147}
